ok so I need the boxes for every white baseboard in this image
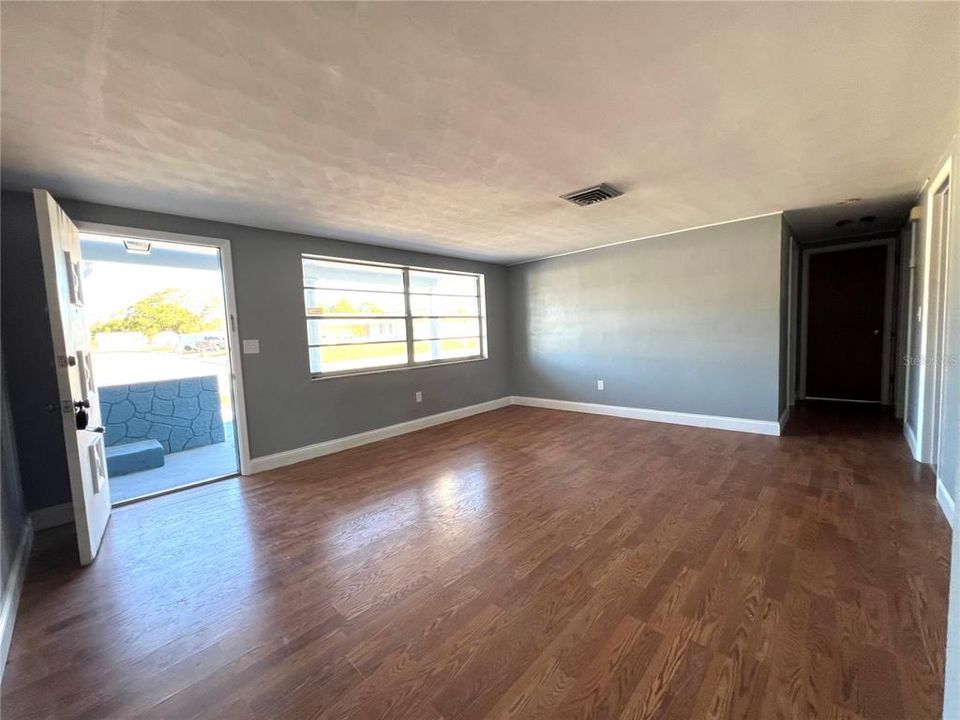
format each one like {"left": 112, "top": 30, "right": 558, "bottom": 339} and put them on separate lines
{"left": 510, "top": 396, "right": 782, "bottom": 436}
{"left": 0, "top": 519, "right": 33, "bottom": 681}
{"left": 937, "top": 477, "right": 956, "bottom": 530}
{"left": 30, "top": 502, "right": 74, "bottom": 530}
{"left": 249, "top": 397, "right": 512, "bottom": 474}
{"left": 779, "top": 406, "right": 791, "bottom": 432}
{"left": 247, "top": 394, "right": 782, "bottom": 477}
{"left": 904, "top": 422, "right": 920, "bottom": 461}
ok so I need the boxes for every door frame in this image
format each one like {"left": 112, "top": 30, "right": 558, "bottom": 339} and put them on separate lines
{"left": 787, "top": 235, "right": 800, "bottom": 406}
{"left": 799, "top": 236, "right": 896, "bottom": 404}
{"left": 913, "top": 155, "right": 953, "bottom": 465}
{"left": 76, "top": 222, "right": 252, "bottom": 477}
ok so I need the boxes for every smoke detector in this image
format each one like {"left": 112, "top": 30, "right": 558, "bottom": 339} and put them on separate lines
{"left": 560, "top": 183, "right": 623, "bottom": 207}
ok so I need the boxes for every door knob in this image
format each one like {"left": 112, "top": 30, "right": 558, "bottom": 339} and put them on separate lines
{"left": 872, "top": 329, "right": 880, "bottom": 335}
{"left": 91, "top": 426, "right": 105, "bottom": 434}
{"left": 74, "top": 399, "right": 90, "bottom": 408}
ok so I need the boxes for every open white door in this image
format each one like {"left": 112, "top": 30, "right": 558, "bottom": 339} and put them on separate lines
{"left": 34, "top": 189, "right": 111, "bottom": 565}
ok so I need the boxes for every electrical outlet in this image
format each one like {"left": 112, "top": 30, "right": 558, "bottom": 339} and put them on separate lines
{"left": 597, "top": 379, "right": 604, "bottom": 391}
{"left": 415, "top": 391, "right": 423, "bottom": 403}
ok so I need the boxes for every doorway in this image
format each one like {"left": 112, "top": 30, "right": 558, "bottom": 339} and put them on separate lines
{"left": 78, "top": 227, "right": 248, "bottom": 504}
{"left": 800, "top": 239, "right": 895, "bottom": 403}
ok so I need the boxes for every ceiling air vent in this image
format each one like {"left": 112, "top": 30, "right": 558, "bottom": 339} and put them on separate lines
{"left": 560, "top": 183, "right": 622, "bottom": 207}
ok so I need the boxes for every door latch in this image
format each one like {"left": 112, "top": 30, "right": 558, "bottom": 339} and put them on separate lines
{"left": 74, "top": 399, "right": 90, "bottom": 430}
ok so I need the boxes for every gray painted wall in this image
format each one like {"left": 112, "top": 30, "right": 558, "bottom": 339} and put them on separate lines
{"left": 0, "top": 189, "right": 510, "bottom": 511}
{"left": 0, "top": 194, "right": 69, "bottom": 512}
{"left": 508, "top": 214, "right": 784, "bottom": 422}
{"left": 1, "top": 349, "right": 28, "bottom": 593}
{"left": 945, "top": 526, "right": 960, "bottom": 720}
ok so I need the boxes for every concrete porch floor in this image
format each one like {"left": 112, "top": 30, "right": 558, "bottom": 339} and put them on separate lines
{"left": 109, "top": 421, "right": 238, "bottom": 503}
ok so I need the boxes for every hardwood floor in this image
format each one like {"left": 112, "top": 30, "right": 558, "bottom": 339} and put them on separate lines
{"left": 2, "top": 404, "right": 951, "bottom": 719}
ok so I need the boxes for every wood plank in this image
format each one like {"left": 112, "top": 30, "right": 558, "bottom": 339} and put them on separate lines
{"left": 0, "top": 404, "right": 948, "bottom": 719}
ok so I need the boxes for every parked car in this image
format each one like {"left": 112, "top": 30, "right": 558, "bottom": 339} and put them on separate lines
{"left": 175, "top": 333, "right": 226, "bottom": 354}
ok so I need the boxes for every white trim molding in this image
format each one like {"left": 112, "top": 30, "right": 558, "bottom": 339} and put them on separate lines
{"left": 913, "top": 154, "right": 953, "bottom": 465}
{"left": 937, "top": 477, "right": 956, "bottom": 530}
{"left": 249, "top": 397, "right": 512, "bottom": 474}
{"left": 904, "top": 422, "right": 921, "bottom": 462}
{"left": 246, "top": 394, "right": 785, "bottom": 477}
{"left": 76, "top": 222, "right": 254, "bottom": 477}
{"left": 0, "top": 519, "right": 33, "bottom": 681}
{"left": 779, "top": 407, "right": 791, "bottom": 433}
{"left": 511, "top": 397, "right": 782, "bottom": 436}
{"left": 29, "top": 502, "right": 74, "bottom": 530}
{"left": 511, "top": 211, "right": 782, "bottom": 265}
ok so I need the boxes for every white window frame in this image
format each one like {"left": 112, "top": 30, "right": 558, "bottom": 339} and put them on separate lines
{"left": 302, "top": 254, "right": 487, "bottom": 379}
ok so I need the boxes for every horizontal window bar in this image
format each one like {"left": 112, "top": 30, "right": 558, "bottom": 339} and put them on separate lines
{"left": 303, "top": 254, "right": 483, "bottom": 279}
{"left": 311, "top": 355, "right": 486, "bottom": 379}
{"left": 304, "top": 315, "right": 408, "bottom": 320}
{"left": 407, "top": 291, "right": 481, "bottom": 299}
{"left": 413, "top": 335, "right": 481, "bottom": 343}
{"left": 303, "top": 285, "right": 408, "bottom": 295}
{"left": 409, "top": 315, "right": 482, "bottom": 320}
{"left": 308, "top": 337, "right": 411, "bottom": 349}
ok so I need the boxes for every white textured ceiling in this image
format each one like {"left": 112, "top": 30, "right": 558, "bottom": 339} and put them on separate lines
{"left": 2, "top": 2, "right": 958, "bottom": 263}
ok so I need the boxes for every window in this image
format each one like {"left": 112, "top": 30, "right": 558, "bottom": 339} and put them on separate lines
{"left": 302, "top": 256, "right": 486, "bottom": 376}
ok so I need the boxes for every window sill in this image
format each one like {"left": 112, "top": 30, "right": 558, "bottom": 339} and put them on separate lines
{"left": 310, "top": 356, "right": 488, "bottom": 381}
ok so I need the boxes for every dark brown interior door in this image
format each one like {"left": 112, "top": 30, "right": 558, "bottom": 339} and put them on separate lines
{"left": 805, "top": 244, "right": 887, "bottom": 401}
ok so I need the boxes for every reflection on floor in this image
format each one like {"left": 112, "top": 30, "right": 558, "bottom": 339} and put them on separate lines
{"left": 5, "top": 404, "right": 949, "bottom": 719}
{"left": 110, "top": 421, "right": 238, "bottom": 503}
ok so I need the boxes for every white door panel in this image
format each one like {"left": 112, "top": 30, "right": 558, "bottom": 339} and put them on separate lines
{"left": 34, "top": 189, "right": 111, "bottom": 565}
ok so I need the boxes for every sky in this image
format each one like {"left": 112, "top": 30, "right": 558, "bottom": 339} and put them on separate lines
{"left": 79, "top": 235, "right": 226, "bottom": 325}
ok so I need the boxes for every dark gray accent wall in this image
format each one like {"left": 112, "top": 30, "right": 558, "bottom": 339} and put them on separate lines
{"left": 1, "top": 193, "right": 70, "bottom": 511}
{"left": 1, "top": 190, "right": 510, "bottom": 511}
{"left": 508, "top": 214, "right": 784, "bottom": 422}
{"left": 1, "top": 350, "right": 28, "bottom": 591}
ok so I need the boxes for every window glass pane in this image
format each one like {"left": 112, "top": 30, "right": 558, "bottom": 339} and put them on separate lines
{"left": 303, "top": 258, "right": 404, "bottom": 292}
{"left": 302, "top": 256, "right": 485, "bottom": 374}
{"left": 409, "top": 294, "right": 479, "bottom": 317}
{"left": 308, "top": 318, "right": 407, "bottom": 345}
{"left": 412, "top": 317, "right": 480, "bottom": 340}
{"left": 408, "top": 270, "right": 477, "bottom": 296}
{"left": 413, "top": 337, "right": 481, "bottom": 363}
{"left": 309, "top": 342, "right": 408, "bottom": 374}
{"left": 304, "top": 289, "right": 406, "bottom": 317}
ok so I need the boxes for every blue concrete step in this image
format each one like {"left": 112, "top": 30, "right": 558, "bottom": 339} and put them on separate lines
{"left": 106, "top": 440, "right": 165, "bottom": 477}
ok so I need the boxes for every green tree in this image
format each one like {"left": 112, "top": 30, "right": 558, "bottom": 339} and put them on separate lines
{"left": 91, "top": 289, "right": 218, "bottom": 339}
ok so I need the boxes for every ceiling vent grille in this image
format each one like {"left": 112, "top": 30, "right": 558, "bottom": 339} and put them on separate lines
{"left": 560, "top": 183, "right": 622, "bottom": 207}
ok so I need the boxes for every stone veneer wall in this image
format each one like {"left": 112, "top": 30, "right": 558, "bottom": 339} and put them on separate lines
{"left": 99, "top": 375, "right": 225, "bottom": 454}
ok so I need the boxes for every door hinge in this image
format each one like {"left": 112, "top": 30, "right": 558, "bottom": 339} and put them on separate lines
{"left": 230, "top": 315, "right": 236, "bottom": 332}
